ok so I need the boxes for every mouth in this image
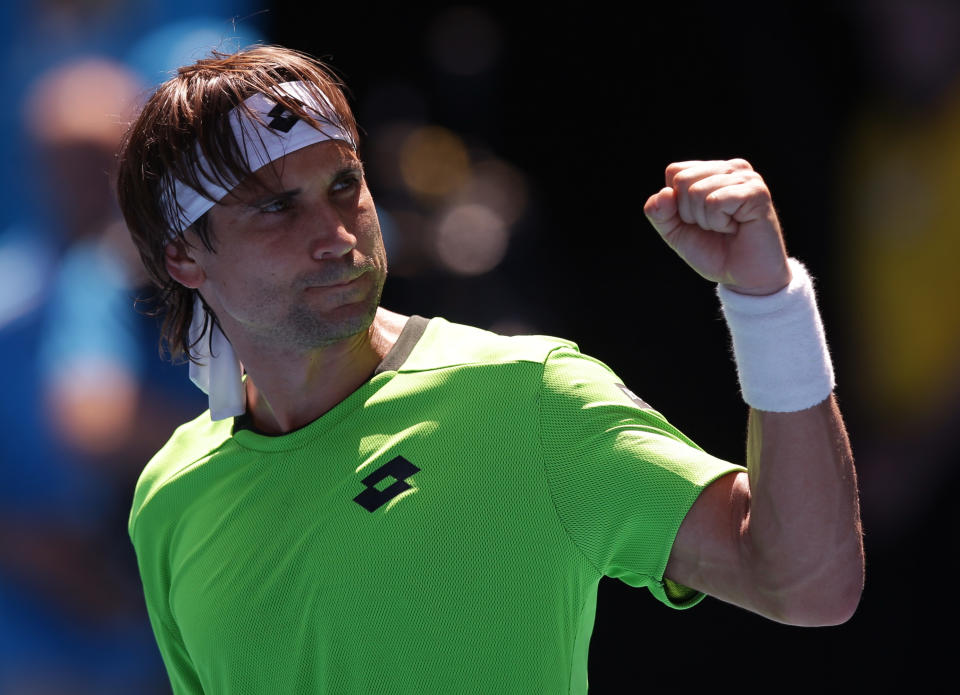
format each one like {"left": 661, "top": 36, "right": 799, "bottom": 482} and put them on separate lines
{"left": 304, "top": 270, "right": 366, "bottom": 289}
{"left": 302, "top": 271, "right": 377, "bottom": 298}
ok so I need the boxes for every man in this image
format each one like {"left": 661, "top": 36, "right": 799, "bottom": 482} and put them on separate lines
{"left": 118, "top": 45, "right": 863, "bottom": 694}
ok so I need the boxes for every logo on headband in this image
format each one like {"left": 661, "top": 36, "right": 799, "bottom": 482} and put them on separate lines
{"left": 267, "top": 103, "right": 301, "bottom": 133}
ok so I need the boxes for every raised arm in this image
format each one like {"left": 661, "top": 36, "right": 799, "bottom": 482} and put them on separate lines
{"left": 644, "top": 159, "right": 864, "bottom": 625}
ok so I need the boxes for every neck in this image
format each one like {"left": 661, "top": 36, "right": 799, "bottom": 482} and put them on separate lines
{"left": 237, "top": 307, "right": 408, "bottom": 434}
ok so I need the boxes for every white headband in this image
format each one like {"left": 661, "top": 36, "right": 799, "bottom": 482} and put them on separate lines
{"left": 170, "top": 81, "right": 356, "bottom": 420}
{"left": 165, "top": 80, "right": 356, "bottom": 233}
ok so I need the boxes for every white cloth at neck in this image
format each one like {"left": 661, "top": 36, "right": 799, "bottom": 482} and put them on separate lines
{"left": 188, "top": 295, "right": 245, "bottom": 420}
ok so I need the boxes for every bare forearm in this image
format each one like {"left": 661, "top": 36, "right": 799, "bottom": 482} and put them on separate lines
{"left": 743, "top": 396, "right": 864, "bottom": 624}
{"left": 647, "top": 159, "right": 864, "bottom": 624}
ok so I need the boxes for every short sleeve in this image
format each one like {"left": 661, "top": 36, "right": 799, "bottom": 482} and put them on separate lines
{"left": 131, "top": 497, "right": 206, "bottom": 694}
{"left": 538, "top": 346, "right": 744, "bottom": 608}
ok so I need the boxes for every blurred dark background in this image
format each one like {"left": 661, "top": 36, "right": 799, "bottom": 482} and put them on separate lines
{"left": 1, "top": 0, "right": 956, "bottom": 692}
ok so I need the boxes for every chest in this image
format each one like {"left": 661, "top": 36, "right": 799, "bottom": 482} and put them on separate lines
{"left": 165, "top": 412, "right": 582, "bottom": 685}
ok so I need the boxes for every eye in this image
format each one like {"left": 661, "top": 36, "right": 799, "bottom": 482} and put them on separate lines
{"left": 331, "top": 171, "right": 362, "bottom": 195}
{"left": 259, "top": 196, "right": 292, "bottom": 214}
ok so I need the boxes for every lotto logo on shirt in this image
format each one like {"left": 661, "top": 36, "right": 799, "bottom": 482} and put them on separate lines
{"left": 354, "top": 456, "right": 421, "bottom": 512}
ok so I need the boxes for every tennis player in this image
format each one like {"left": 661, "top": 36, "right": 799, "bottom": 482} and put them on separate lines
{"left": 117, "top": 45, "right": 863, "bottom": 694}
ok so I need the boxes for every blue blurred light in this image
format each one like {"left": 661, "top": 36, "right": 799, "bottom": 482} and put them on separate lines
{"left": 125, "top": 16, "right": 266, "bottom": 86}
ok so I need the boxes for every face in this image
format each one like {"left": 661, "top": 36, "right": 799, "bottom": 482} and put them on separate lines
{"left": 174, "top": 140, "right": 387, "bottom": 352}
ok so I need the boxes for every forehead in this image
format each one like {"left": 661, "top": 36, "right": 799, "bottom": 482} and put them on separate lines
{"left": 222, "top": 139, "right": 360, "bottom": 203}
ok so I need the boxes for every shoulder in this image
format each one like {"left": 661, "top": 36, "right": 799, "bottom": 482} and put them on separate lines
{"left": 128, "top": 410, "right": 234, "bottom": 540}
{"left": 408, "top": 317, "right": 658, "bottom": 418}
{"left": 402, "top": 316, "right": 580, "bottom": 372}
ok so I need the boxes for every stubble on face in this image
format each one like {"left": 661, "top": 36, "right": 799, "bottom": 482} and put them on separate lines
{"left": 282, "top": 251, "right": 387, "bottom": 350}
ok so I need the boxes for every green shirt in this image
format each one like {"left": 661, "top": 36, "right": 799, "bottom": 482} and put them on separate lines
{"left": 129, "top": 317, "right": 742, "bottom": 694}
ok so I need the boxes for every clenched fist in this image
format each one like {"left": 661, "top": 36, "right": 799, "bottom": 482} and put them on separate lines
{"left": 644, "top": 159, "right": 791, "bottom": 296}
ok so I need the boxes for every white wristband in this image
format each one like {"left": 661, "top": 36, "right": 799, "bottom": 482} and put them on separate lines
{"left": 716, "top": 257, "right": 835, "bottom": 412}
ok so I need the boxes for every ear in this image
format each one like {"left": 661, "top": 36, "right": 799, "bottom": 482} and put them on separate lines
{"left": 164, "top": 239, "right": 206, "bottom": 289}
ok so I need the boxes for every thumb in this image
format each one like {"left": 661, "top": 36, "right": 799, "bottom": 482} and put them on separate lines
{"left": 643, "top": 186, "right": 679, "bottom": 235}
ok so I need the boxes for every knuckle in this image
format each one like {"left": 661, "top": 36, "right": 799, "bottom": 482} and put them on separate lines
{"left": 674, "top": 169, "right": 696, "bottom": 187}
{"left": 728, "top": 157, "right": 753, "bottom": 171}
{"left": 751, "top": 179, "right": 772, "bottom": 201}
{"left": 704, "top": 188, "right": 721, "bottom": 203}
{"left": 688, "top": 179, "right": 713, "bottom": 200}
{"left": 741, "top": 170, "right": 768, "bottom": 192}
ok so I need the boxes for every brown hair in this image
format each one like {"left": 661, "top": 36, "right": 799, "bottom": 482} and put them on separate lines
{"left": 116, "top": 44, "right": 359, "bottom": 362}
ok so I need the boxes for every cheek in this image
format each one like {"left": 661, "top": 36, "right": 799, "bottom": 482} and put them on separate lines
{"left": 205, "top": 254, "right": 283, "bottom": 308}
{"left": 355, "top": 205, "right": 385, "bottom": 259}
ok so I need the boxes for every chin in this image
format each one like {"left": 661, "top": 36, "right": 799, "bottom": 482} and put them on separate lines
{"left": 285, "top": 270, "right": 386, "bottom": 347}
{"left": 286, "top": 298, "right": 381, "bottom": 349}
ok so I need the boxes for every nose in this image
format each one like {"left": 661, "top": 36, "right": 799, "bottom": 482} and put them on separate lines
{"left": 308, "top": 203, "right": 357, "bottom": 260}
